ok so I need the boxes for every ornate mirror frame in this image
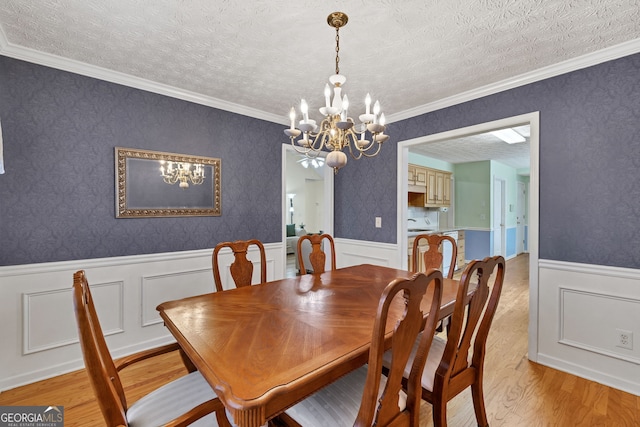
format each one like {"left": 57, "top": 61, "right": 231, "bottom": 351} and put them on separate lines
{"left": 115, "top": 147, "right": 221, "bottom": 218}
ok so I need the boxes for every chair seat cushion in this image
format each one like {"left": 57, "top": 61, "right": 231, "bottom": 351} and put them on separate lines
{"left": 285, "top": 365, "right": 406, "bottom": 426}
{"left": 383, "top": 334, "right": 446, "bottom": 392}
{"left": 126, "top": 371, "right": 219, "bottom": 427}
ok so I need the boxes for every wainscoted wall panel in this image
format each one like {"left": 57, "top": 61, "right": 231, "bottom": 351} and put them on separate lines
{"left": 0, "top": 244, "right": 285, "bottom": 391}
{"left": 22, "top": 281, "right": 123, "bottom": 354}
{"left": 538, "top": 260, "right": 640, "bottom": 395}
{"left": 336, "top": 52, "right": 640, "bottom": 270}
{"left": 141, "top": 269, "right": 213, "bottom": 327}
{"left": 334, "top": 238, "right": 399, "bottom": 269}
{"left": 559, "top": 287, "right": 640, "bottom": 365}
{"left": 0, "top": 56, "right": 283, "bottom": 266}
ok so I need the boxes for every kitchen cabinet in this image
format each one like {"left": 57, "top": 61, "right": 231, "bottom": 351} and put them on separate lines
{"left": 425, "top": 169, "right": 452, "bottom": 207}
{"left": 456, "top": 230, "right": 465, "bottom": 270}
{"left": 408, "top": 164, "right": 427, "bottom": 207}
{"left": 408, "top": 164, "right": 452, "bottom": 208}
{"left": 408, "top": 164, "right": 427, "bottom": 187}
{"left": 408, "top": 235, "right": 431, "bottom": 272}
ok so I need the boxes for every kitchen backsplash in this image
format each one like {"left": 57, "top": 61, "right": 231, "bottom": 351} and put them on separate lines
{"left": 408, "top": 207, "right": 439, "bottom": 229}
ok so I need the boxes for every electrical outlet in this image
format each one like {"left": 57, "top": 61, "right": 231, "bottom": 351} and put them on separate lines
{"left": 375, "top": 217, "right": 382, "bottom": 228}
{"left": 616, "top": 329, "right": 633, "bottom": 350}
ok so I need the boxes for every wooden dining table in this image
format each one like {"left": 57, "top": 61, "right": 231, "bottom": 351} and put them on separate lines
{"left": 156, "top": 264, "right": 460, "bottom": 427}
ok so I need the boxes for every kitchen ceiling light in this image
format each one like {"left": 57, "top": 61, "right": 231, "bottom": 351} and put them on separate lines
{"left": 284, "top": 12, "right": 389, "bottom": 174}
{"left": 491, "top": 128, "right": 526, "bottom": 144}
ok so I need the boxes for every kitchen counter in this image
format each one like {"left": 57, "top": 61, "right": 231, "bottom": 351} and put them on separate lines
{"left": 407, "top": 228, "right": 462, "bottom": 237}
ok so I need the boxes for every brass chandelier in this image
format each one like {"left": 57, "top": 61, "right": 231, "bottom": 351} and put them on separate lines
{"left": 284, "top": 12, "right": 389, "bottom": 174}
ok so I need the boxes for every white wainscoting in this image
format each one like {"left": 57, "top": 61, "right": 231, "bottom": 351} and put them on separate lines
{"left": 4, "top": 241, "right": 640, "bottom": 398}
{"left": 538, "top": 259, "right": 640, "bottom": 396}
{"left": 0, "top": 244, "right": 284, "bottom": 392}
{"left": 334, "top": 238, "right": 402, "bottom": 269}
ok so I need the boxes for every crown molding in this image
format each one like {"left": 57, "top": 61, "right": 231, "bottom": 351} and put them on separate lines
{"left": 0, "top": 24, "right": 287, "bottom": 125}
{"left": 387, "top": 37, "right": 640, "bottom": 123}
{"left": 1, "top": 22, "right": 639, "bottom": 126}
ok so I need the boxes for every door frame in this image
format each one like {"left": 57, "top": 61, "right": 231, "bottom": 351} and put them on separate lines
{"left": 396, "top": 111, "right": 540, "bottom": 362}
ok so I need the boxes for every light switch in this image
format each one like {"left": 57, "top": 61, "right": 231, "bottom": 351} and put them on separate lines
{"left": 375, "top": 217, "right": 382, "bottom": 228}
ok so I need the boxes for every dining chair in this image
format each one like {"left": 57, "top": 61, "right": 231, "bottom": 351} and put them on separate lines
{"left": 72, "top": 270, "right": 231, "bottom": 427}
{"left": 283, "top": 269, "right": 443, "bottom": 427}
{"left": 212, "top": 239, "right": 267, "bottom": 292}
{"left": 412, "top": 233, "right": 458, "bottom": 333}
{"left": 388, "top": 255, "right": 506, "bottom": 427}
{"left": 296, "top": 233, "right": 336, "bottom": 274}
{"left": 411, "top": 233, "right": 457, "bottom": 279}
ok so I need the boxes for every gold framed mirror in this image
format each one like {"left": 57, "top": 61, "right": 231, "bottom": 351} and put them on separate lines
{"left": 115, "top": 147, "right": 221, "bottom": 218}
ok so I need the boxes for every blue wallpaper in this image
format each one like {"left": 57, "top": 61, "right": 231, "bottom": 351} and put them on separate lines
{"left": 2, "top": 52, "right": 640, "bottom": 269}
{"left": 335, "top": 53, "right": 640, "bottom": 269}
{"left": 0, "top": 56, "right": 283, "bottom": 266}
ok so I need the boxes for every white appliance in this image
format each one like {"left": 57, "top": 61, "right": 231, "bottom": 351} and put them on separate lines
{"left": 442, "top": 231, "right": 458, "bottom": 277}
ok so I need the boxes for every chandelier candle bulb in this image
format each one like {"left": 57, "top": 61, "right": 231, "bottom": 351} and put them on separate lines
{"left": 324, "top": 84, "right": 331, "bottom": 108}
{"left": 289, "top": 107, "right": 296, "bottom": 129}
{"left": 341, "top": 95, "right": 349, "bottom": 121}
{"left": 300, "top": 99, "right": 309, "bottom": 122}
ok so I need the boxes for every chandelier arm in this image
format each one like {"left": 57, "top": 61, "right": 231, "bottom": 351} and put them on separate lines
{"left": 358, "top": 142, "right": 384, "bottom": 158}
{"left": 344, "top": 127, "right": 377, "bottom": 154}
{"left": 343, "top": 131, "right": 364, "bottom": 160}
{"left": 290, "top": 139, "right": 321, "bottom": 157}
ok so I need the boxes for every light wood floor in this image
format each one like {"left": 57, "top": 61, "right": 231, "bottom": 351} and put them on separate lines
{"left": 1, "top": 254, "right": 639, "bottom": 426}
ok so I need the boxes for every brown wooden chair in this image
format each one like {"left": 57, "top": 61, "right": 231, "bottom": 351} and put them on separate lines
{"left": 72, "top": 270, "right": 231, "bottom": 427}
{"left": 283, "top": 269, "right": 443, "bottom": 427}
{"left": 396, "top": 255, "right": 505, "bottom": 427}
{"left": 296, "top": 233, "right": 336, "bottom": 274}
{"left": 412, "top": 233, "right": 458, "bottom": 333}
{"left": 411, "top": 233, "right": 457, "bottom": 279}
{"left": 212, "top": 239, "right": 267, "bottom": 292}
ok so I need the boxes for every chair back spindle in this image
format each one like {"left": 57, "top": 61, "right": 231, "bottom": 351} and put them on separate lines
{"left": 297, "top": 233, "right": 336, "bottom": 274}
{"left": 212, "top": 239, "right": 267, "bottom": 291}
{"left": 412, "top": 233, "right": 457, "bottom": 279}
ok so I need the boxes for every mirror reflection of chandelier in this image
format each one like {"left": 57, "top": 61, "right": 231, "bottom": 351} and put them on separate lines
{"left": 284, "top": 12, "right": 389, "bottom": 174}
{"left": 159, "top": 160, "right": 205, "bottom": 188}
{"left": 299, "top": 156, "right": 324, "bottom": 169}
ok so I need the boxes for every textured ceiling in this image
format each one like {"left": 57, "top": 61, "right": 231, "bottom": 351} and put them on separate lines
{"left": 0, "top": 1, "right": 639, "bottom": 168}
{"left": 411, "top": 126, "right": 531, "bottom": 171}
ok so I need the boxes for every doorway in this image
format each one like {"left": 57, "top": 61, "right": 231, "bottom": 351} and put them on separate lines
{"left": 396, "top": 111, "right": 540, "bottom": 361}
{"left": 282, "top": 145, "right": 334, "bottom": 276}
